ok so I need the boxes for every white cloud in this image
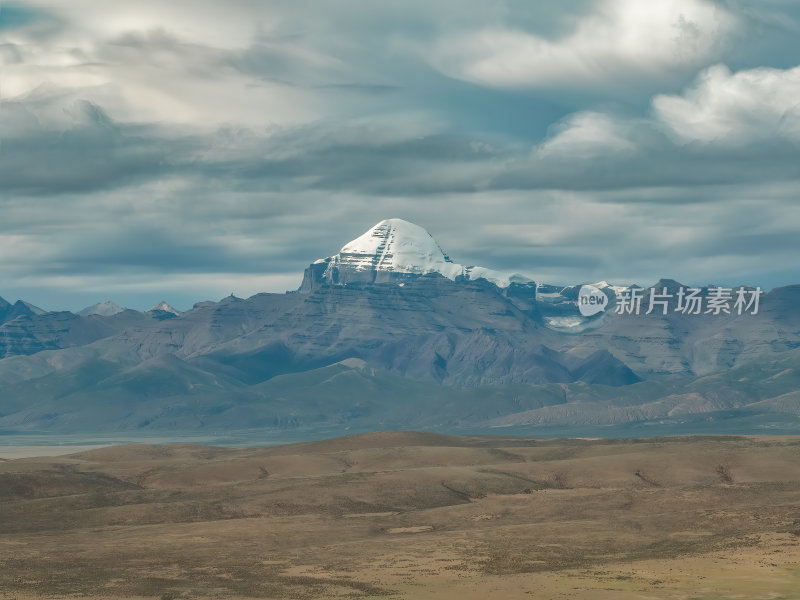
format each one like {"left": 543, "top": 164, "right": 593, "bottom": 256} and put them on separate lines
{"left": 0, "top": 1, "right": 374, "bottom": 128}
{"left": 652, "top": 63, "right": 800, "bottom": 144}
{"left": 430, "top": 0, "right": 737, "bottom": 90}
{"left": 535, "top": 62, "right": 800, "bottom": 157}
{"left": 2, "top": 0, "right": 800, "bottom": 310}
{"left": 537, "top": 112, "right": 637, "bottom": 158}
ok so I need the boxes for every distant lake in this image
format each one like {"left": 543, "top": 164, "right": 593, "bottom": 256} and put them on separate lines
{"left": 3, "top": 417, "right": 800, "bottom": 459}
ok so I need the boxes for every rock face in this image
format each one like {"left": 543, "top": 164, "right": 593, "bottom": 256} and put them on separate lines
{"left": 0, "top": 310, "right": 154, "bottom": 359}
{"left": 0, "top": 296, "right": 45, "bottom": 325}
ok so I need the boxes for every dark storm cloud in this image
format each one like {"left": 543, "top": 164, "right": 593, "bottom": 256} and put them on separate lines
{"left": 48, "top": 229, "right": 252, "bottom": 275}
{"left": 0, "top": 99, "right": 168, "bottom": 194}
{"left": 1, "top": 0, "right": 800, "bottom": 310}
{"left": 3, "top": 95, "right": 799, "bottom": 200}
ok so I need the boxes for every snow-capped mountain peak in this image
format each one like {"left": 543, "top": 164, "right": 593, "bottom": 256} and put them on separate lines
{"left": 78, "top": 301, "right": 125, "bottom": 317}
{"left": 147, "top": 301, "right": 181, "bottom": 315}
{"left": 335, "top": 218, "right": 459, "bottom": 277}
{"left": 304, "top": 218, "right": 532, "bottom": 290}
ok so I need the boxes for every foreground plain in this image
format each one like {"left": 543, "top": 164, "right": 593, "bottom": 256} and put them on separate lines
{"left": 1, "top": 432, "right": 800, "bottom": 599}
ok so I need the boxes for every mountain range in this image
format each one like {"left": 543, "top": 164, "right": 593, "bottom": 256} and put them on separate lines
{"left": 1, "top": 218, "right": 798, "bottom": 435}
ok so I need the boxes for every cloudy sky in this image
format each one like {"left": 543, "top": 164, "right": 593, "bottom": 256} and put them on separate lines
{"left": 2, "top": 0, "right": 800, "bottom": 311}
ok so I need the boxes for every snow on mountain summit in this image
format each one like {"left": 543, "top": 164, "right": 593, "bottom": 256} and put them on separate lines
{"left": 147, "top": 301, "right": 181, "bottom": 315}
{"left": 334, "top": 218, "right": 461, "bottom": 278}
{"left": 308, "top": 218, "right": 532, "bottom": 289}
{"left": 78, "top": 301, "right": 124, "bottom": 317}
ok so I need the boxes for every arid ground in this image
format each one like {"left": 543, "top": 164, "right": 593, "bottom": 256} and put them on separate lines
{"left": 2, "top": 432, "right": 800, "bottom": 599}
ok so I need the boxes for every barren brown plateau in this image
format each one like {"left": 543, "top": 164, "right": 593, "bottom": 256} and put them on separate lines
{"left": 2, "top": 431, "right": 800, "bottom": 599}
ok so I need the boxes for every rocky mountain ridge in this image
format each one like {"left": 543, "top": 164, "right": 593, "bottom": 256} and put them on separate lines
{"left": 1, "top": 219, "right": 797, "bottom": 433}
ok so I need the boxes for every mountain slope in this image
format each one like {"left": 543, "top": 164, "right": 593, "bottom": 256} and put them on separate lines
{"left": 0, "top": 220, "right": 798, "bottom": 435}
{"left": 2, "top": 347, "right": 799, "bottom": 434}
{"left": 0, "top": 310, "right": 155, "bottom": 359}
{"left": 0, "top": 297, "right": 43, "bottom": 325}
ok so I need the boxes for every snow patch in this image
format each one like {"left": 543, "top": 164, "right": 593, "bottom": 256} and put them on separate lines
{"left": 544, "top": 316, "right": 585, "bottom": 329}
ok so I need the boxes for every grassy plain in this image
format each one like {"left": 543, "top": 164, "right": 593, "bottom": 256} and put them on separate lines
{"left": 1, "top": 431, "right": 800, "bottom": 599}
